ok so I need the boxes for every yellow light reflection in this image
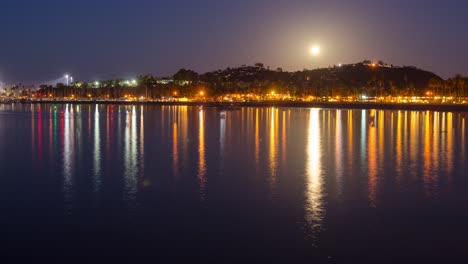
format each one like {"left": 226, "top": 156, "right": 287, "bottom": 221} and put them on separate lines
{"left": 446, "top": 112, "right": 453, "bottom": 176}
{"left": 255, "top": 109, "right": 260, "bottom": 168}
{"left": 282, "top": 110, "right": 286, "bottom": 164}
{"left": 409, "top": 112, "right": 419, "bottom": 174}
{"left": 305, "top": 108, "right": 324, "bottom": 237}
{"left": 179, "top": 106, "right": 188, "bottom": 163}
{"left": 368, "top": 110, "right": 377, "bottom": 208}
{"left": 396, "top": 111, "right": 403, "bottom": 183}
{"left": 423, "top": 111, "right": 433, "bottom": 197}
{"left": 198, "top": 110, "right": 206, "bottom": 200}
{"left": 269, "top": 108, "right": 278, "bottom": 190}
{"left": 432, "top": 112, "right": 440, "bottom": 173}
{"left": 173, "top": 122, "right": 178, "bottom": 177}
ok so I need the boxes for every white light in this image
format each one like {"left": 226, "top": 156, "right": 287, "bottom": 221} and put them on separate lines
{"left": 310, "top": 46, "right": 320, "bottom": 56}
{"left": 95, "top": 81, "right": 99, "bottom": 86}
{"left": 132, "top": 79, "right": 137, "bottom": 84}
{"left": 338, "top": 64, "right": 342, "bottom": 67}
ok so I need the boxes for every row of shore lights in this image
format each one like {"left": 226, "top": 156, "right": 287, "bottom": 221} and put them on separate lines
{"left": 65, "top": 74, "right": 137, "bottom": 87}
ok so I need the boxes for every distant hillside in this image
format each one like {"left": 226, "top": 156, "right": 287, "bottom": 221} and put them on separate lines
{"left": 194, "top": 61, "right": 443, "bottom": 96}
{"left": 29, "top": 60, "right": 461, "bottom": 100}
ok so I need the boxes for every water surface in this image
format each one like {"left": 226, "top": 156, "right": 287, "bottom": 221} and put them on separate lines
{"left": 0, "top": 104, "right": 467, "bottom": 262}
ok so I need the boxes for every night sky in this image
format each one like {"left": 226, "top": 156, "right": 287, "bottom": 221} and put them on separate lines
{"left": 0, "top": 0, "right": 467, "bottom": 84}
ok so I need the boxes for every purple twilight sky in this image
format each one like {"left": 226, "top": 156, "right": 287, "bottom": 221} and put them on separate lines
{"left": 0, "top": 0, "right": 467, "bottom": 84}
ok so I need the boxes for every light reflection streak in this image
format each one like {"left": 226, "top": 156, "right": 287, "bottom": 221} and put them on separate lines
{"left": 304, "top": 108, "right": 324, "bottom": 241}
{"left": 423, "top": 111, "right": 433, "bottom": 197}
{"left": 446, "top": 112, "right": 453, "bottom": 176}
{"left": 198, "top": 110, "right": 207, "bottom": 200}
{"left": 106, "top": 106, "right": 110, "bottom": 159}
{"left": 31, "top": 106, "right": 35, "bottom": 160}
{"left": 360, "top": 110, "right": 367, "bottom": 178}
{"left": 180, "top": 106, "right": 188, "bottom": 164}
{"left": 63, "top": 104, "right": 74, "bottom": 211}
{"left": 255, "top": 109, "right": 260, "bottom": 168}
{"left": 378, "top": 111, "right": 384, "bottom": 173}
{"left": 334, "top": 110, "right": 343, "bottom": 195}
{"left": 93, "top": 104, "right": 101, "bottom": 192}
{"left": 368, "top": 109, "right": 377, "bottom": 208}
{"left": 37, "top": 106, "right": 42, "bottom": 162}
{"left": 396, "top": 111, "right": 403, "bottom": 183}
{"left": 139, "top": 106, "right": 145, "bottom": 188}
{"left": 172, "top": 121, "right": 179, "bottom": 177}
{"left": 220, "top": 113, "right": 226, "bottom": 160}
{"left": 462, "top": 117, "right": 466, "bottom": 158}
{"left": 269, "top": 108, "right": 278, "bottom": 190}
{"left": 282, "top": 110, "right": 286, "bottom": 165}
{"left": 409, "top": 112, "right": 418, "bottom": 177}
{"left": 347, "top": 110, "right": 353, "bottom": 170}
{"left": 124, "top": 106, "right": 138, "bottom": 207}
{"left": 432, "top": 112, "right": 440, "bottom": 175}
{"left": 49, "top": 107, "right": 53, "bottom": 162}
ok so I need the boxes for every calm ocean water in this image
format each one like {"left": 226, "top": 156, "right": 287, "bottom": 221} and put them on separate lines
{"left": 0, "top": 103, "right": 467, "bottom": 262}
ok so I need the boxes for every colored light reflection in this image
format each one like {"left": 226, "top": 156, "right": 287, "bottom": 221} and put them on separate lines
{"left": 63, "top": 104, "right": 74, "bottom": 211}
{"left": 93, "top": 104, "right": 101, "bottom": 192}
{"left": 123, "top": 106, "right": 138, "bottom": 206}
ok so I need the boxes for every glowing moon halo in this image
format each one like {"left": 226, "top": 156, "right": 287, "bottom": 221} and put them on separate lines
{"left": 310, "top": 46, "right": 320, "bottom": 56}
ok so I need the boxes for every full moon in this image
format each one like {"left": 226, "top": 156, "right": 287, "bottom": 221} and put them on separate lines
{"left": 310, "top": 46, "right": 320, "bottom": 56}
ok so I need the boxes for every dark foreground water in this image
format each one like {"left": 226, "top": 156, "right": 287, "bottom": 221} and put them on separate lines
{"left": 0, "top": 103, "right": 467, "bottom": 262}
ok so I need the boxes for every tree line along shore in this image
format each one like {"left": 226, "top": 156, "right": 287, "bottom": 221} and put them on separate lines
{"left": 2, "top": 61, "right": 467, "bottom": 103}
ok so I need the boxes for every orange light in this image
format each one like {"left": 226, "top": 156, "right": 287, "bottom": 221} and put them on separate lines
{"left": 199, "top": 91, "right": 204, "bottom": 96}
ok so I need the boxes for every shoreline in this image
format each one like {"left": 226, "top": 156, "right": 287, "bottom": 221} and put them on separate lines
{"left": 2, "top": 99, "right": 468, "bottom": 112}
